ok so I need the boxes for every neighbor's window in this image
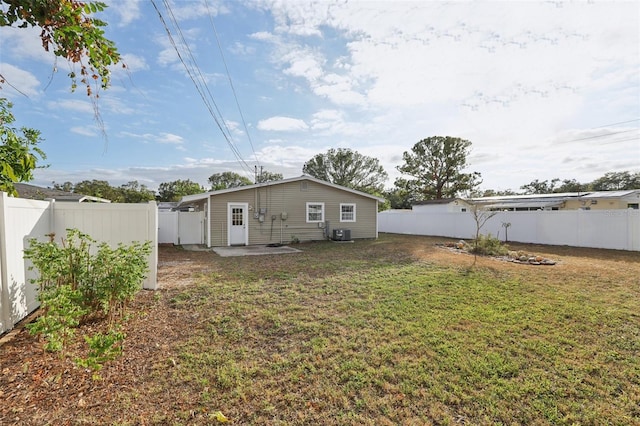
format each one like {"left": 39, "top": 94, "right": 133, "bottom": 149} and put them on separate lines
{"left": 628, "top": 203, "right": 639, "bottom": 210}
{"left": 340, "top": 203, "right": 356, "bottom": 222}
{"left": 306, "top": 202, "right": 324, "bottom": 222}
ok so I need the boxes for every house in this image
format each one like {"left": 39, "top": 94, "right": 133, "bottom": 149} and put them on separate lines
{"left": 177, "top": 175, "right": 384, "bottom": 247}
{"left": 410, "top": 190, "right": 640, "bottom": 212}
{"left": 14, "top": 183, "right": 111, "bottom": 203}
{"left": 412, "top": 198, "right": 473, "bottom": 213}
{"left": 563, "top": 190, "right": 640, "bottom": 210}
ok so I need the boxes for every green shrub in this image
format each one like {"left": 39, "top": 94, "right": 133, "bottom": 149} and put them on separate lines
{"left": 23, "top": 229, "right": 151, "bottom": 369}
{"left": 75, "top": 329, "right": 126, "bottom": 371}
{"left": 470, "top": 233, "right": 509, "bottom": 256}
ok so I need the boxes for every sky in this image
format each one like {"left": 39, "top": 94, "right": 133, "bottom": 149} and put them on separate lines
{"left": 1, "top": 0, "right": 639, "bottom": 194}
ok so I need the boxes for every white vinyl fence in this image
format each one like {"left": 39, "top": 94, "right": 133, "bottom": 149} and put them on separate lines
{"left": 158, "top": 211, "right": 205, "bottom": 245}
{"left": 0, "top": 193, "right": 158, "bottom": 335}
{"left": 378, "top": 209, "right": 640, "bottom": 251}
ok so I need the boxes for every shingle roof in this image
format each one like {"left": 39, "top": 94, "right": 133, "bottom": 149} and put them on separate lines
{"left": 13, "top": 183, "right": 111, "bottom": 203}
{"left": 178, "top": 175, "right": 386, "bottom": 205}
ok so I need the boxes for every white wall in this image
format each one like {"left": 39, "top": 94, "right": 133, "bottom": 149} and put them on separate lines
{"left": 0, "top": 195, "right": 158, "bottom": 335}
{"left": 0, "top": 195, "right": 50, "bottom": 333}
{"left": 378, "top": 209, "right": 640, "bottom": 251}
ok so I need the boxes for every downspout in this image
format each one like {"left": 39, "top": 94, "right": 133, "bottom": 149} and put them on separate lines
{"left": 207, "top": 196, "right": 211, "bottom": 247}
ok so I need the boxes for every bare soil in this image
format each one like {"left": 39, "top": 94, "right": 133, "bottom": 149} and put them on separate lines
{"left": 1, "top": 234, "right": 638, "bottom": 425}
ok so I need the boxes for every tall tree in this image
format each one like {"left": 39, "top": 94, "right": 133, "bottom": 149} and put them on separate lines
{"left": 0, "top": 99, "right": 46, "bottom": 196}
{"left": 157, "top": 179, "right": 205, "bottom": 202}
{"left": 52, "top": 181, "right": 74, "bottom": 192}
{"left": 73, "top": 179, "right": 123, "bottom": 202}
{"left": 590, "top": 171, "right": 640, "bottom": 191}
{"left": 396, "top": 136, "right": 481, "bottom": 200}
{"left": 119, "top": 181, "right": 155, "bottom": 203}
{"left": 554, "top": 179, "right": 585, "bottom": 193}
{"left": 383, "top": 185, "right": 417, "bottom": 210}
{"left": 256, "top": 169, "right": 283, "bottom": 184}
{"left": 302, "top": 148, "right": 388, "bottom": 194}
{"left": 208, "top": 172, "right": 252, "bottom": 191}
{"left": 520, "top": 178, "right": 560, "bottom": 194}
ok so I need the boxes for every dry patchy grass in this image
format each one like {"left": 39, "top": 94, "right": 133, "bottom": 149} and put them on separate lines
{"left": 1, "top": 233, "right": 639, "bottom": 425}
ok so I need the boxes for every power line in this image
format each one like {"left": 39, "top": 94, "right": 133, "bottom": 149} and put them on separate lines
{"left": 150, "top": 0, "right": 253, "bottom": 176}
{"left": 600, "top": 136, "right": 640, "bottom": 145}
{"left": 593, "top": 118, "right": 640, "bottom": 128}
{"left": 565, "top": 128, "right": 638, "bottom": 143}
{"left": 204, "top": 0, "right": 260, "bottom": 169}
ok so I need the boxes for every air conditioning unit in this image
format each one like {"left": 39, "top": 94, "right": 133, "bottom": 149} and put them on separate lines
{"left": 332, "top": 229, "right": 351, "bottom": 241}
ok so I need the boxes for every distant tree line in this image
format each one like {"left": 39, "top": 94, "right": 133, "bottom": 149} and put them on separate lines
{"left": 31, "top": 138, "right": 640, "bottom": 207}
{"left": 50, "top": 169, "right": 285, "bottom": 203}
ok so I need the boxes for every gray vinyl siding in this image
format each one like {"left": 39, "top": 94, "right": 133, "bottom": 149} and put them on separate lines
{"left": 207, "top": 179, "right": 378, "bottom": 246}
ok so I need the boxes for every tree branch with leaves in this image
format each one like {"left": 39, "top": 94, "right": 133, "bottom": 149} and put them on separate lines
{"left": 0, "top": 99, "right": 46, "bottom": 196}
{"left": 0, "top": 0, "right": 122, "bottom": 96}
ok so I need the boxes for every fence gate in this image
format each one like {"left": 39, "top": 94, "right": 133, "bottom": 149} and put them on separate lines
{"left": 177, "top": 211, "right": 205, "bottom": 245}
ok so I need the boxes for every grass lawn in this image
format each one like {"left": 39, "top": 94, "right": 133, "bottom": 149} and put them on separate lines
{"left": 2, "top": 233, "right": 639, "bottom": 425}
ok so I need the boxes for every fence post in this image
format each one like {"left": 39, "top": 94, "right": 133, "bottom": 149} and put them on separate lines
{"left": 144, "top": 201, "right": 158, "bottom": 290}
{"left": 0, "top": 192, "right": 12, "bottom": 333}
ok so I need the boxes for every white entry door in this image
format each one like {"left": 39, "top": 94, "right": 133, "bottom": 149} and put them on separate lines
{"left": 228, "top": 203, "right": 248, "bottom": 246}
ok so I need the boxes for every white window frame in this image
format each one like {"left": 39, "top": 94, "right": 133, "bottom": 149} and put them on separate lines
{"left": 340, "top": 203, "right": 356, "bottom": 222}
{"left": 306, "top": 202, "right": 325, "bottom": 223}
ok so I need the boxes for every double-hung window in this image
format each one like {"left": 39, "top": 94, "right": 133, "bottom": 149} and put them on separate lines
{"left": 306, "top": 202, "right": 324, "bottom": 222}
{"left": 340, "top": 203, "right": 356, "bottom": 222}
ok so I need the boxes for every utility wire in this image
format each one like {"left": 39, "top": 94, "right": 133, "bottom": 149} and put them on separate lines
{"left": 204, "top": 0, "right": 261, "bottom": 169}
{"left": 150, "top": 0, "right": 253, "bottom": 176}
{"left": 565, "top": 128, "right": 638, "bottom": 143}
{"left": 593, "top": 118, "right": 640, "bottom": 128}
{"left": 599, "top": 135, "right": 640, "bottom": 145}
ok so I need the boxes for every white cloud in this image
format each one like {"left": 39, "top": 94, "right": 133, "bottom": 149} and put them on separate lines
{"left": 70, "top": 126, "right": 99, "bottom": 137}
{"left": 256, "top": 144, "right": 319, "bottom": 169}
{"left": 0, "top": 63, "right": 40, "bottom": 97}
{"left": 158, "top": 133, "right": 185, "bottom": 144}
{"left": 249, "top": 31, "right": 276, "bottom": 41}
{"left": 257, "top": 116, "right": 309, "bottom": 132}
{"left": 48, "top": 99, "right": 94, "bottom": 114}
{"left": 0, "top": 26, "right": 53, "bottom": 63}
{"left": 119, "top": 131, "right": 185, "bottom": 146}
{"left": 118, "top": 53, "right": 149, "bottom": 73}
{"left": 104, "top": 0, "right": 142, "bottom": 27}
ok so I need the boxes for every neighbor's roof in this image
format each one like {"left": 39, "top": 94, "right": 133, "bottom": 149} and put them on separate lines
{"left": 470, "top": 192, "right": 588, "bottom": 202}
{"left": 412, "top": 198, "right": 461, "bottom": 205}
{"left": 482, "top": 201, "right": 564, "bottom": 210}
{"left": 13, "top": 183, "right": 111, "bottom": 203}
{"left": 178, "top": 175, "right": 386, "bottom": 205}
{"left": 580, "top": 189, "right": 640, "bottom": 199}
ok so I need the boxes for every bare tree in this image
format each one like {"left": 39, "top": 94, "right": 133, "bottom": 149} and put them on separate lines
{"left": 470, "top": 203, "right": 497, "bottom": 266}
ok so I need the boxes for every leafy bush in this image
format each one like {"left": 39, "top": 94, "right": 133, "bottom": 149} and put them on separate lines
{"left": 470, "top": 233, "right": 509, "bottom": 256}
{"left": 75, "top": 329, "right": 126, "bottom": 372}
{"left": 23, "top": 229, "right": 151, "bottom": 369}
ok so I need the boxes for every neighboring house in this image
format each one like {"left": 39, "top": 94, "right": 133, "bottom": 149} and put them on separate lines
{"left": 410, "top": 190, "right": 640, "bottom": 212}
{"left": 412, "top": 198, "right": 473, "bottom": 213}
{"left": 564, "top": 190, "right": 640, "bottom": 210}
{"left": 14, "top": 183, "right": 111, "bottom": 203}
{"left": 177, "top": 175, "right": 384, "bottom": 247}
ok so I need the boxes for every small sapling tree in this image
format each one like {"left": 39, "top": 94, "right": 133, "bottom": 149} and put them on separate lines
{"left": 470, "top": 203, "right": 499, "bottom": 265}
